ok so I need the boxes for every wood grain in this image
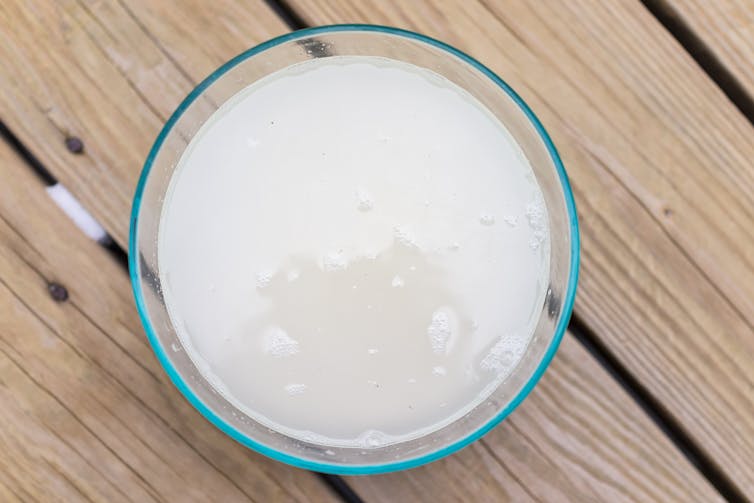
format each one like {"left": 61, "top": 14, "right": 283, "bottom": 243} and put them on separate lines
{"left": 346, "top": 335, "right": 723, "bottom": 502}
{"left": 0, "top": 142, "right": 720, "bottom": 501}
{"left": 652, "top": 0, "right": 754, "bottom": 101}
{"left": 285, "top": 0, "right": 754, "bottom": 495}
{"left": 0, "top": 0, "right": 748, "bottom": 499}
{"left": 0, "top": 0, "right": 290, "bottom": 243}
{"left": 0, "top": 145, "right": 336, "bottom": 502}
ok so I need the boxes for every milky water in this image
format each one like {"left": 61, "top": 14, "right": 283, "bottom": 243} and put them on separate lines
{"left": 159, "top": 56, "right": 550, "bottom": 447}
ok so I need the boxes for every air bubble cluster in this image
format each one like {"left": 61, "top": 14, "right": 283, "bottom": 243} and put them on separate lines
{"left": 285, "top": 383, "right": 307, "bottom": 395}
{"left": 264, "top": 326, "right": 300, "bottom": 357}
{"left": 427, "top": 310, "right": 452, "bottom": 354}
{"left": 479, "top": 213, "right": 496, "bottom": 226}
{"left": 356, "top": 188, "right": 374, "bottom": 212}
{"left": 322, "top": 250, "right": 348, "bottom": 271}
{"left": 526, "top": 198, "right": 547, "bottom": 250}
{"left": 394, "top": 226, "right": 418, "bottom": 247}
{"left": 357, "top": 429, "right": 387, "bottom": 448}
{"left": 479, "top": 335, "right": 523, "bottom": 373}
{"left": 256, "top": 270, "right": 274, "bottom": 289}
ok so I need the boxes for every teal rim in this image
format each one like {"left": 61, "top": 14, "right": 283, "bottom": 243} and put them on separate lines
{"left": 129, "top": 24, "right": 580, "bottom": 475}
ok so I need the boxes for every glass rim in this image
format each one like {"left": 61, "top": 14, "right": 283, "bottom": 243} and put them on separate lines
{"left": 129, "top": 24, "right": 580, "bottom": 475}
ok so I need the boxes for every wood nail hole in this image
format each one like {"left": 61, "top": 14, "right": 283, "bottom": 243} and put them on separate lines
{"left": 48, "top": 282, "right": 69, "bottom": 302}
{"left": 64, "top": 136, "right": 84, "bottom": 154}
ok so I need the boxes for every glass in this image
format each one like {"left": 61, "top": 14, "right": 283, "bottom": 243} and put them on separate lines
{"left": 129, "top": 25, "right": 579, "bottom": 475}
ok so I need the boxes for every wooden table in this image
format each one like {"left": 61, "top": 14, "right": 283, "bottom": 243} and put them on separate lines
{"left": 0, "top": 1, "right": 752, "bottom": 501}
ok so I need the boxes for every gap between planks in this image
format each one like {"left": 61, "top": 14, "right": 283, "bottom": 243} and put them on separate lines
{"left": 0, "top": 0, "right": 733, "bottom": 499}
{"left": 0, "top": 86, "right": 716, "bottom": 503}
{"left": 569, "top": 318, "right": 745, "bottom": 503}
{"left": 279, "top": 0, "right": 754, "bottom": 498}
{"left": 0, "top": 2, "right": 736, "bottom": 500}
{"left": 639, "top": 0, "right": 754, "bottom": 124}
{"left": 0, "top": 125, "right": 363, "bottom": 503}
{"left": 267, "top": 1, "right": 748, "bottom": 500}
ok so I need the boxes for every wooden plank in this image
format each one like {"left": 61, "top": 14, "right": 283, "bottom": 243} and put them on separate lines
{"left": 652, "top": 0, "right": 754, "bottom": 101}
{"left": 345, "top": 335, "right": 723, "bottom": 502}
{"left": 0, "top": 0, "right": 739, "bottom": 500}
{"left": 0, "top": 0, "right": 290, "bottom": 244}
{"left": 0, "top": 152, "right": 720, "bottom": 501}
{"left": 0, "top": 145, "right": 336, "bottom": 501}
{"left": 284, "top": 0, "right": 754, "bottom": 495}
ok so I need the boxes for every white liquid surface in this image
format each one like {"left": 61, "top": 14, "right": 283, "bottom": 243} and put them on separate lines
{"left": 159, "top": 56, "right": 550, "bottom": 447}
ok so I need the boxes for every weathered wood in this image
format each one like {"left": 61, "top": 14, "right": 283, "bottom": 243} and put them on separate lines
{"left": 0, "top": 0, "right": 290, "bottom": 243}
{"left": 285, "top": 0, "right": 754, "bottom": 495}
{"left": 346, "top": 335, "right": 723, "bottom": 502}
{"left": 0, "top": 143, "right": 719, "bottom": 500}
{"left": 0, "top": 144, "right": 336, "bottom": 502}
{"left": 652, "top": 0, "right": 754, "bottom": 103}
{"left": 0, "top": 0, "right": 747, "bottom": 499}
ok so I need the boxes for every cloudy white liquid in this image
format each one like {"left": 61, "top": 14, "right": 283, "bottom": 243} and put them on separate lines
{"left": 159, "top": 56, "right": 549, "bottom": 448}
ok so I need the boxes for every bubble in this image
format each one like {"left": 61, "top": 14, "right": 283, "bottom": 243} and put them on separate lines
{"left": 503, "top": 215, "right": 518, "bottom": 227}
{"left": 529, "top": 231, "right": 547, "bottom": 250}
{"left": 407, "top": 378, "right": 417, "bottom": 384}
{"left": 391, "top": 275, "right": 405, "bottom": 288}
{"left": 526, "top": 198, "right": 548, "bottom": 250}
{"left": 480, "top": 335, "right": 523, "bottom": 373}
{"left": 526, "top": 200, "right": 545, "bottom": 226}
{"left": 367, "top": 348, "right": 379, "bottom": 355}
{"left": 427, "top": 310, "right": 453, "bottom": 354}
{"left": 246, "top": 137, "right": 260, "bottom": 148}
{"left": 206, "top": 372, "right": 228, "bottom": 394}
{"left": 432, "top": 366, "right": 447, "bottom": 376}
{"left": 367, "top": 380, "right": 380, "bottom": 388}
{"left": 170, "top": 343, "right": 181, "bottom": 353}
{"left": 322, "top": 250, "right": 348, "bottom": 271}
{"left": 356, "top": 188, "right": 374, "bottom": 212}
{"left": 264, "top": 326, "right": 300, "bottom": 357}
{"left": 479, "top": 213, "right": 496, "bottom": 226}
{"left": 394, "top": 226, "right": 417, "bottom": 248}
{"left": 285, "top": 383, "right": 307, "bottom": 395}
{"left": 256, "top": 270, "right": 274, "bottom": 289}
{"left": 287, "top": 269, "right": 300, "bottom": 282}
{"left": 358, "top": 201, "right": 373, "bottom": 212}
{"left": 358, "top": 430, "right": 387, "bottom": 448}
{"left": 449, "top": 242, "right": 460, "bottom": 251}
{"left": 325, "top": 449, "right": 335, "bottom": 456}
